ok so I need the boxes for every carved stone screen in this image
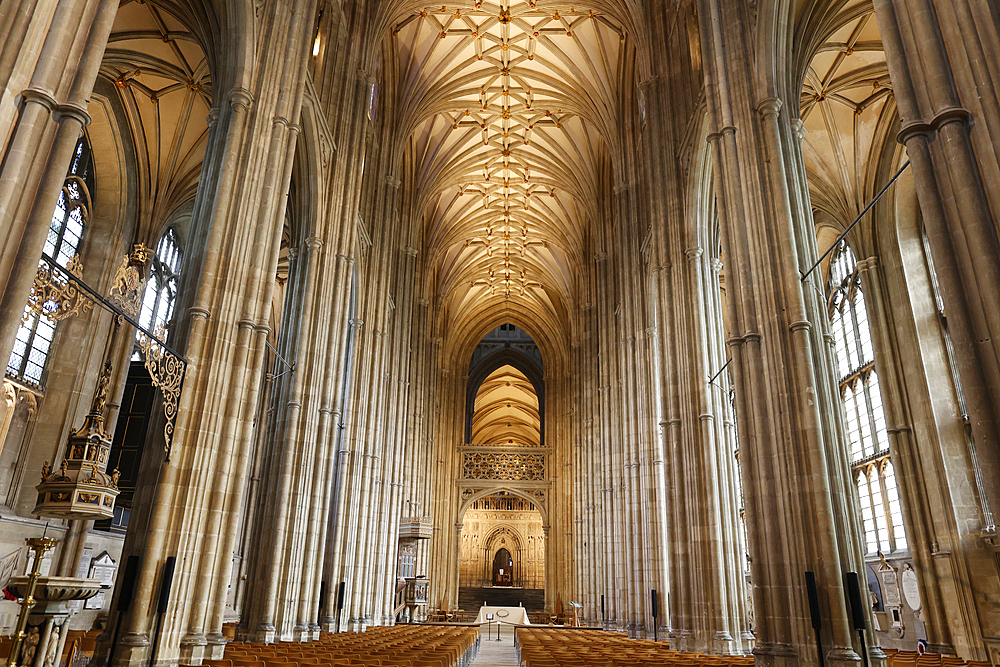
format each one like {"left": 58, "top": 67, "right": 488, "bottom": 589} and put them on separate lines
{"left": 462, "top": 451, "right": 545, "bottom": 481}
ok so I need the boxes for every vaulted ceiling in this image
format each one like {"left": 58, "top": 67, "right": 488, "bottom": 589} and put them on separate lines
{"left": 102, "top": 0, "right": 212, "bottom": 237}
{"left": 471, "top": 364, "right": 541, "bottom": 446}
{"left": 392, "top": 1, "right": 630, "bottom": 343}
{"left": 800, "top": 1, "right": 894, "bottom": 230}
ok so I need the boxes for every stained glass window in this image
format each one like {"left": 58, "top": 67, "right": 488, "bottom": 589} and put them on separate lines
{"left": 6, "top": 136, "right": 93, "bottom": 388}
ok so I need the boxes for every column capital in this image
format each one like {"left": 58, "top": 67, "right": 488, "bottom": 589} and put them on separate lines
{"left": 856, "top": 255, "right": 880, "bottom": 273}
{"left": 54, "top": 103, "right": 91, "bottom": 127}
{"left": 228, "top": 87, "right": 254, "bottom": 110}
{"left": 791, "top": 117, "right": 806, "bottom": 142}
{"left": 20, "top": 87, "right": 58, "bottom": 111}
{"left": 755, "top": 96, "right": 782, "bottom": 118}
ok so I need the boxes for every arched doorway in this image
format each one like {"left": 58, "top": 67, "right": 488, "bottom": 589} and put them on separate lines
{"left": 457, "top": 490, "right": 545, "bottom": 610}
{"left": 492, "top": 548, "right": 513, "bottom": 586}
{"left": 456, "top": 325, "right": 548, "bottom": 611}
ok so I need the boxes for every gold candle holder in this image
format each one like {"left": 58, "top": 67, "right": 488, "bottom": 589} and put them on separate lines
{"left": 6, "top": 536, "right": 58, "bottom": 667}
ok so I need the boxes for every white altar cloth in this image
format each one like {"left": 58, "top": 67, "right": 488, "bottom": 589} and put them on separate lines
{"left": 475, "top": 605, "right": 531, "bottom": 625}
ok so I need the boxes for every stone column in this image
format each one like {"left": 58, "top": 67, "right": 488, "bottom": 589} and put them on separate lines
{"left": 697, "top": 0, "right": 873, "bottom": 664}
{"left": 0, "top": 0, "right": 118, "bottom": 373}
{"left": 856, "top": 253, "right": 992, "bottom": 658}
{"left": 871, "top": 0, "right": 1000, "bottom": 533}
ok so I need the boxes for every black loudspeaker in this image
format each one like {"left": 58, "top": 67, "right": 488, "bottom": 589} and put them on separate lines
{"left": 117, "top": 555, "right": 140, "bottom": 613}
{"left": 844, "top": 572, "right": 867, "bottom": 630}
{"left": 651, "top": 590, "right": 658, "bottom": 618}
{"left": 156, "top": 557, "right": 176, "bottom": 615}
{"left": 600, "top": 594, "right": 605, "bottom": 618}
{"left": 337, "top": 581, "right": 346, "bottom": 610}
{"left": 805, "top": 572, "right": 822, "bottom": 630}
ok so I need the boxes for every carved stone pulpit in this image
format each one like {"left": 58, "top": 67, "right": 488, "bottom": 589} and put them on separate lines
{"left": 403, "top": 577, "right": 429, "bottom": 624}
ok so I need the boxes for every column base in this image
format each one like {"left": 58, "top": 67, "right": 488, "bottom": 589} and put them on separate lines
{"left": 250, "top": 624, "right": 276, "bottom": 643}
{"left": 869, "top": 645, "right": 888, "bottom": 667}
{"left": 179, "top": 633, "right": 211, "bottom": 664}
{"left": 751, "top": 642, "right": 799, "bottom": 667}
{"left": 668, "top": 629, "right": 695, "bottom": 652}
{"left": 713, "top": 630, "right": 735, "bottom": 655}
{"left": 114, "top": 633, "right": 150, "bottom": 667}
{"left": 827, "top": 645, "right": 863, "bottom": 667}
{"left": 293, "top": 624, "right": 320, "bottom": 642}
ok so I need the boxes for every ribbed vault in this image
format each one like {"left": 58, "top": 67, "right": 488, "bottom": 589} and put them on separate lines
{"left": 471, "top": 365, "right": 541, "bottom": 446}
{"left": 392, "top": 1, "right": 629, "bottom": 339}
{"left": 102, "top": 0, "right": 213, "bottom": 236}
{"left": 800, "top": 1, "right": 894, "bottom": 229}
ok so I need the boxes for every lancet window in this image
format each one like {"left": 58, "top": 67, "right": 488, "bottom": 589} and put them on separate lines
{"left": 135, "top": 227, "right": 182, "bottom": 355}
{"left": 827, "top": 240, "right": 906, "bottom": 554}
{"left": 6, "top": 136, "right": 93, "bottom": 388}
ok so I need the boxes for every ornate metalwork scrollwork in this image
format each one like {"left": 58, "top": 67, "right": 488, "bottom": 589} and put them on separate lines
{"left": 26, "top": 249, "right": 187, "bottom": 459}
{"left": 109, "top": 244, "right": 152, "bottom": 318}
{"left": 138, "top": 325, "right": 185, "bottom": 456}
{"left": 24, "top": 255, "right": 94, "bottom": 323}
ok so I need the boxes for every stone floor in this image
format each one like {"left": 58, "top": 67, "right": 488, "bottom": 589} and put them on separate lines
{"left": 471, "top": 622, "right": 520, "bottom": 666}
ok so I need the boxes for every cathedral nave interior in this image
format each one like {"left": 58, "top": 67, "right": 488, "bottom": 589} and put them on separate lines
{"left": 0, "top": 0, "right": 998, "bottom": 665}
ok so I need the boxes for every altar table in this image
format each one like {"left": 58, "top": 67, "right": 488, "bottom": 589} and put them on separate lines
{"left": 474, "top": 605, "right": 531, "bottom": 625}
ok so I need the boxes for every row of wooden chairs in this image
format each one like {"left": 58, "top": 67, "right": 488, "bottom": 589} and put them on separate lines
{"left": 185, "top": 626, "right": 480, "bottom": 667}
{"left": 885, "top": 649, "right": 992, "bottom": 667}
{"left": 516, "top": 628, "right": 755, "bottom": 667}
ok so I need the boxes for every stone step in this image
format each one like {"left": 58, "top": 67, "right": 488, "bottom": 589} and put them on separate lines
{"left": 458, "top": 586, "right": 545, "bottom": 611}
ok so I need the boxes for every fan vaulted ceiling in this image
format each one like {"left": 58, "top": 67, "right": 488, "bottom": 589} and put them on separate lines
{"left": 393, "top": 1, "right": 628, "bottom": 338}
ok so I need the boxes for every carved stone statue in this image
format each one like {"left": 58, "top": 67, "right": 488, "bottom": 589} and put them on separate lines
{"left": 20, "top": 625, "right": 40, "bottom": 667}
{"left": 43, "top": 625, "right": 59, "bottom": 667}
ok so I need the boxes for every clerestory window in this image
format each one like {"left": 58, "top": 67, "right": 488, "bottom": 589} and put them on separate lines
{"left": 133, "top": 228, "right": 182, "bottom": 358}
{"left": 827, "top": 240, "right": 906, "bottom": 555}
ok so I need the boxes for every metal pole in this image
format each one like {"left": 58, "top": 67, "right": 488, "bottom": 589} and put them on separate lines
{"left": 6, "top": 537, "right": 58, "bottom": 667}
{"left": 708, "top": 358, "right": 733, "bottom": 385}
{"left": 801, "top": 161, "right": 911, "bottom": 281}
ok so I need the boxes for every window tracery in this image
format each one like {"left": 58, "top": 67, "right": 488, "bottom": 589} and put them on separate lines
{"left": 827, "top": 240, "right": 906, "bottom": 554}
{"left": 134, "top": 228, "right": 182, "bottom": 358}
{"left": 6, "top": 137, "right": 93, "bottom": 389}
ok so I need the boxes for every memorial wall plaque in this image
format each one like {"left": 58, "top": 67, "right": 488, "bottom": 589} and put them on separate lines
{"left": 89, "top": 551, "right": 117, "bottom": 588}
{"left": 901, "top": 567, "right": 921, "bottom": 611}
{"left": 84, "top": 591, "right": 105, "bottom": 610}
{"left": 881, "top": 569, "right": 901, "bottom": 607}
{"left": 70, "top": 547, "right": 93, "bottom": 613}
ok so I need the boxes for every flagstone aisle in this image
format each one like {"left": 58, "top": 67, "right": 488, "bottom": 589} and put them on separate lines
{"left": 471, "top": 622, "right": 520, "bottom": 666}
